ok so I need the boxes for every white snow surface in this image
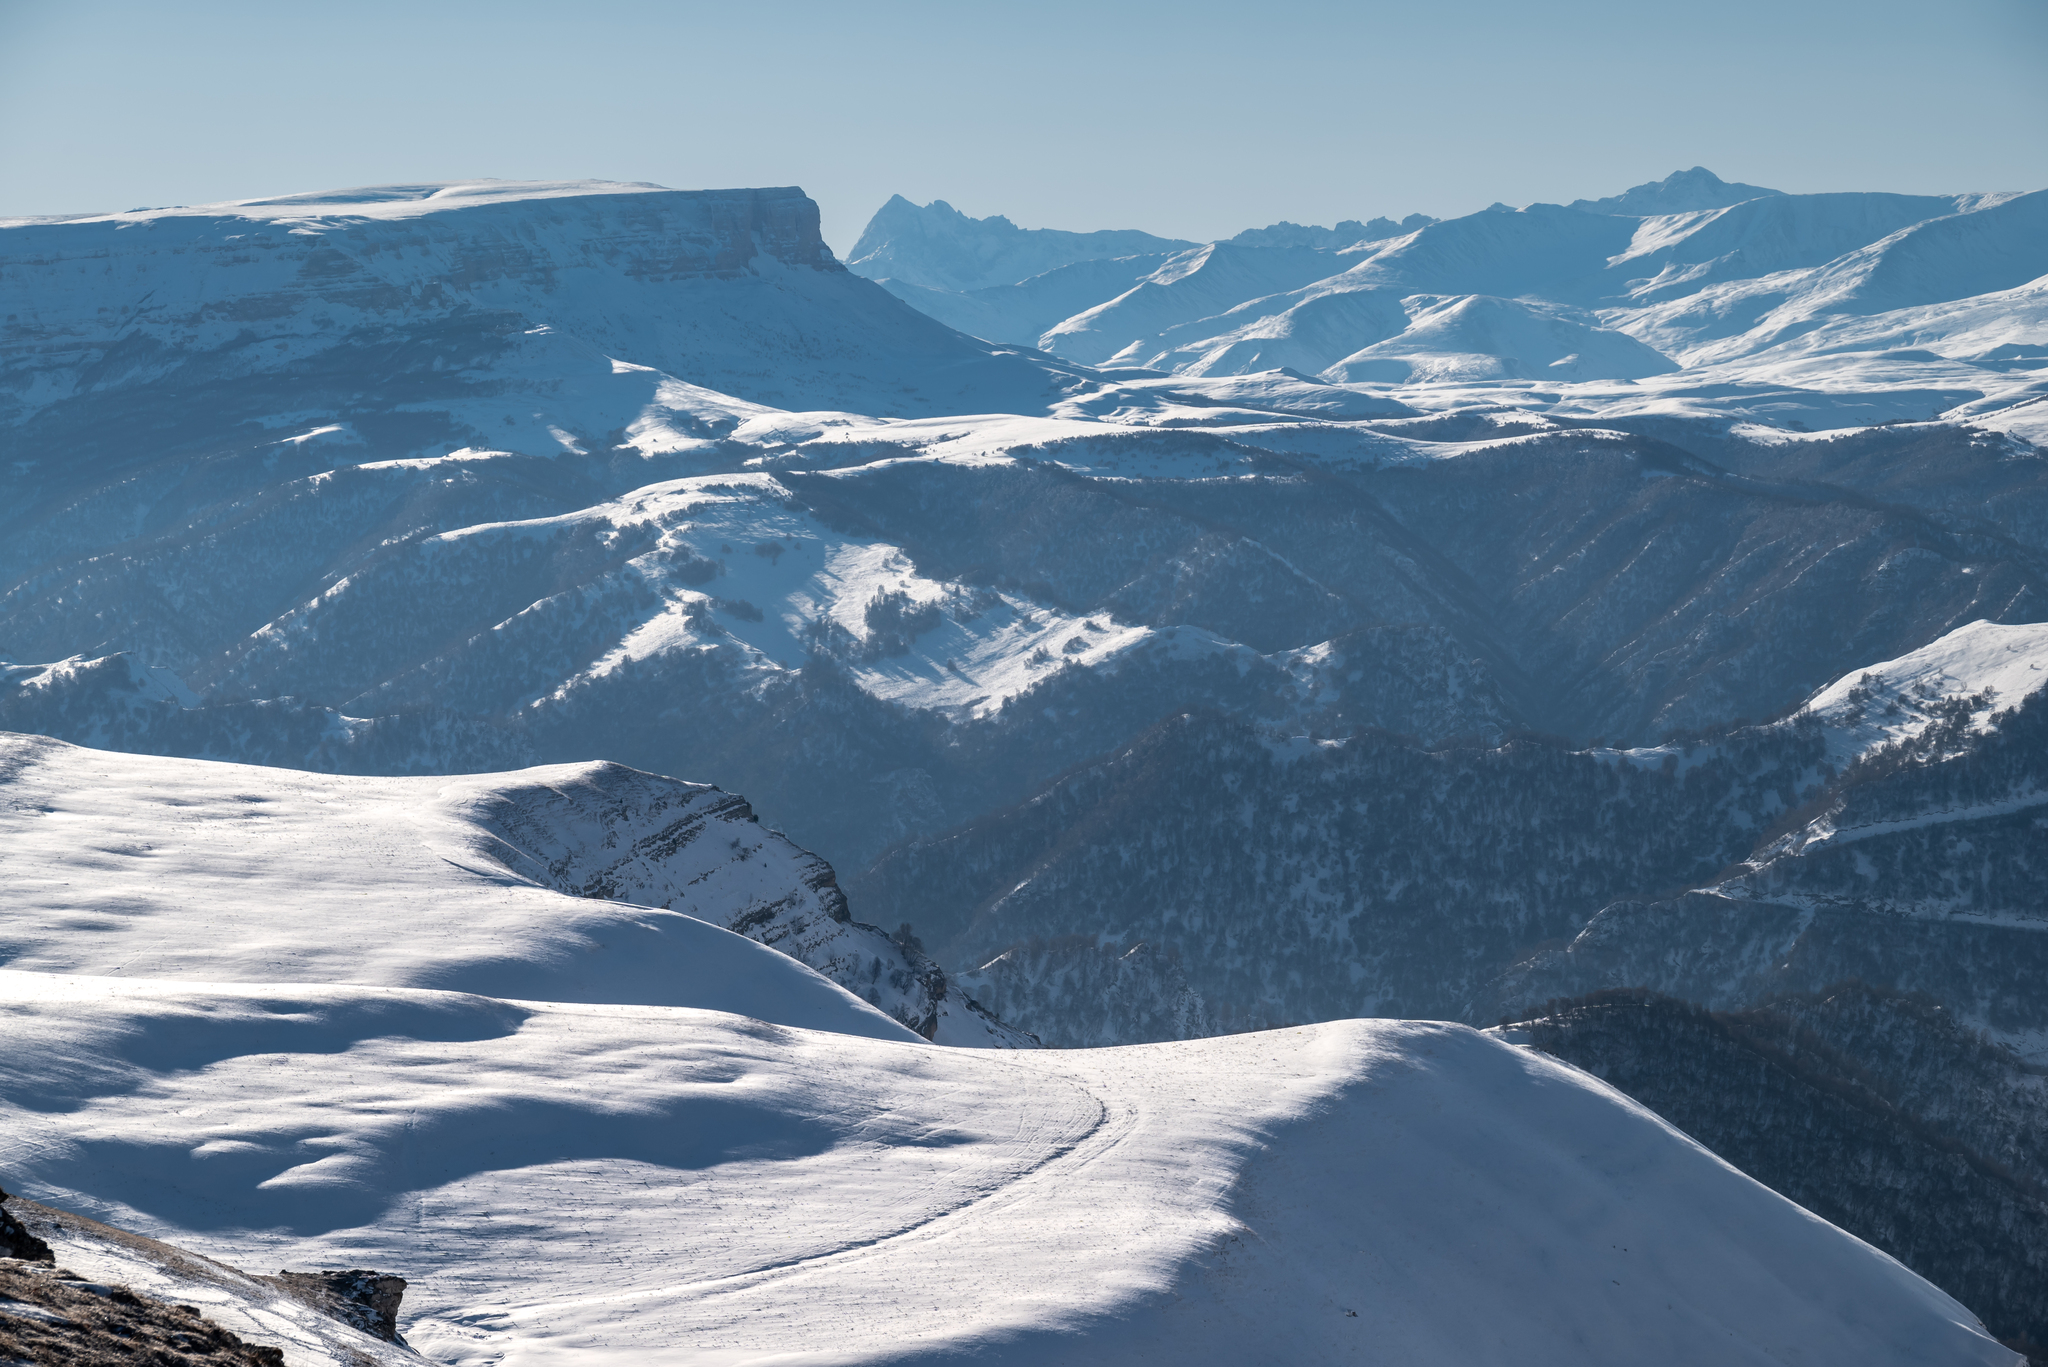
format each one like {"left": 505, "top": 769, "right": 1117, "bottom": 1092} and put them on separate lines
{"left": 0, "top": 973, "right": 2015, "bottom": 1367}
{"left": 0, "top": 732, "right": 920, "bottom": 1042}
{"left": 1604, "top": 619, "right": 2048, "bottom": 780}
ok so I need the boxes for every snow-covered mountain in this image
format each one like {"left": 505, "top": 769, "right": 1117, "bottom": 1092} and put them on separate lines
{"left": 845, "top": 194, "right": 1193, "bottom": 292}
{"left": 1565, "top": 165, "right": 1785, "bottom": 216}
{"left": 856, "top": 168, "right": 2046, "bottom": 436}
{"left": 0, "top": 970, "right": 2019, "bottom": 1365}
{"left": 0, "top": 179, "right": 1095, "bottom": 465}
{"left": 7, "top": 171, "right": 2048, "bottom": 1350}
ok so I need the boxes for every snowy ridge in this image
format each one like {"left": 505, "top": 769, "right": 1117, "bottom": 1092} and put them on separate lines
{"left": 0, "top": 972, "right": 2016, "bottom": 1366}
{"left": 0, "top": 732, "right": 925, "bottom": 1041}
{"left": 0, "top": 179, "right": 1089, "bottom": 436}
{"left": 846, "top": 194, "right": 1193, "bottom": 293}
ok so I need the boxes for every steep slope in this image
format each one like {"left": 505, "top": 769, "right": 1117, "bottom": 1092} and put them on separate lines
{"left": 6, "top": 415, "right": 2039, "bottom": 877}
{"left": 1334, "top": 202, "right": 1642, "bottom": 301}
{"left": 851, "top": 620, "right": 2048, "bottom": 1047}
{"left": 851, "top": 173, "right": 2040, "bottom": 437}
{"left": 1506, "top": 987, "right": 2048, "bottom": 1356}
{"left": 1600, "top": 190, "right": 1978, "bottom": 309}
{"left": 1040, "top": 243, "right": 1348, "bottom": 364}
{"left": 1501, "top": 621, "right": 2048, "bottom": 1034}
{"left": 0, "top": 974, "right": 2017, "bottom": 1366}
{"left": 850, "top": 709, "right": 1824, "bottom": 1039}
{"left": 1131, "top": 285, "right": 1413, "bottom": 376}
{"left": 1631, "top": 190, "right": 2048, "bottom": 367}
{"left": 874, "top": 252, "right": 1177, "bottom": 344}
{"left": 0, "top": 732, "right": 1025, "bottom": 1045}
{"left": 845, "top": 194, "right": 1192, "bottom": 292}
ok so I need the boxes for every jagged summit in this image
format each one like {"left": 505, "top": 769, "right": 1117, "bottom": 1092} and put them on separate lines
{"left": 846, "top": 193, "right": 1194, "bottom": 291}
{"left": 1567, "top": 166, "right": 1785, "bottom": 216}
{"left": 1225, "top": 213, "right": 1438, "bottom": 250}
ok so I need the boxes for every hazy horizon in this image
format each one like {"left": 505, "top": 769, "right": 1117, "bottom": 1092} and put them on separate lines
{"left": 4, "top": 0, "right": 2046, "bottom": 256}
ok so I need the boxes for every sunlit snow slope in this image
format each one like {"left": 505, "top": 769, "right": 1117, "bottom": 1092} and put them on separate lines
{"left": 0, "top": 731, "right": 1032, "bottom": 1045}
{"left": 0, "top": 974, "right": 2016, "bottom": 1367}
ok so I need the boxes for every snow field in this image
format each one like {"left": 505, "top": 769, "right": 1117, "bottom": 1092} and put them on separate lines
{"left": 0, "top": 973, "right": 2015, "bottom": 1366}
{"left": 0, "top": 733, "right": 916, "bottom": 1041}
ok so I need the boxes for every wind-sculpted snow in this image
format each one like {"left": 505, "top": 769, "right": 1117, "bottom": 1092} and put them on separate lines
{"left": 0, "top": 974, "right": 2017, "bottom": 1366}
{"left": 0, "top": 732, "right": 929, "bottom": 1041}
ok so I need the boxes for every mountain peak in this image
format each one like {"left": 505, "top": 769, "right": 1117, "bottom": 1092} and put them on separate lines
{"left": 847, "top": 195, "right": 1194, "bottom": 292}
{"left": 1569, "top": 166, "right": 1785, "bottom": 217}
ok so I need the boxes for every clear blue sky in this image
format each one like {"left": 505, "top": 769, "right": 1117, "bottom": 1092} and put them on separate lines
{"left": 4, "top": 0, "right": 2044, "bottom": 254}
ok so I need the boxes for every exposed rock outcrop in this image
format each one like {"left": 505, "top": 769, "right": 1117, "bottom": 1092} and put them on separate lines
{"left": 263, "top": 1269, "right": 408, "bottom": 1343}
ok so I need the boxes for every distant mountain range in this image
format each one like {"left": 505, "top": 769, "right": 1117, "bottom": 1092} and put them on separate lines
{"left": 847, "top": 167, "right": 2047, "bottom": 436}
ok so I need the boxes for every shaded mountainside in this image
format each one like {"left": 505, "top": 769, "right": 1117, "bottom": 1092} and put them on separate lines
{"left": 453, "top": 759, "right": 1034, "bottom": 1046}
{"left": 852, "top": 710, "right": 1834, "bottom": 1039}
{"left": 1507, "top": 987, "right": 2048, "bottom": 1360}
{"left": 1503, "top": 688, "right": 2048, "bottom": 1033}
{"left": 12, "top": 417, "right": 2039, "bottom": 882}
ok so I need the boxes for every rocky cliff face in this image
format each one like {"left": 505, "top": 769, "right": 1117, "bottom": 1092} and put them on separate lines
{"left": 456, "top": 759, "right": 1034, "bottom": 1046}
